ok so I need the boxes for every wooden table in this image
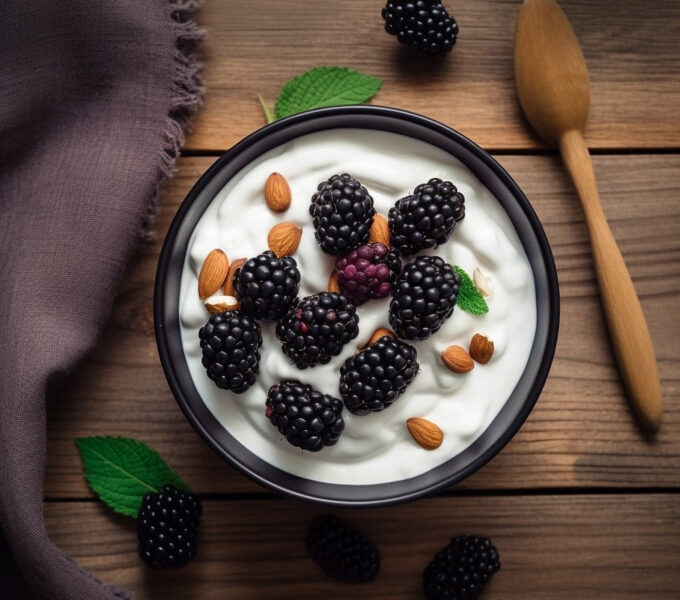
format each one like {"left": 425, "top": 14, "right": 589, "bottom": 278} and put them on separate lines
{"left": 44, "top": 1, "right": 680, "bottom": 597}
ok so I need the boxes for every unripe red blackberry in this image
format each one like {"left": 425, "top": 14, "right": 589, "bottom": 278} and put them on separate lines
{"left": 335, "top": 242, "right": 402, "bottom": 305}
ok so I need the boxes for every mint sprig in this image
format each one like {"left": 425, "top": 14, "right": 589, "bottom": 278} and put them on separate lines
{"left": 75, "top": 436, "right": 189, "bottom": 518}
{"left": 259, "top": 66, "right": 382, "bottom": 123}
{"left": 454, "top": 266, "right": 489, "bottom": 315}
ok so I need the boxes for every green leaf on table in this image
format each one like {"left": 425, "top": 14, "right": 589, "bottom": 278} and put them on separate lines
{"left": 258, "top": 94, "right": 276, "bottom": 124}
{"left": 273, "top": 66, "right": 382, "bottom": 120}
{"left": 454, "top": 265, "right": 489, "bottom": 316}
{"left": 75, "top": 436, "right": 189, "bottom": 518}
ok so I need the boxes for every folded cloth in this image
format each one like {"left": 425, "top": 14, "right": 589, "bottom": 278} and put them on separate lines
{"left": 0, "top": 1, "right": 203, "bottom": 598}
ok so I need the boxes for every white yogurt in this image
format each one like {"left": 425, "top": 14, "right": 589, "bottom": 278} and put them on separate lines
{"left": 178, "top": 129, "right": 536, "bottom": 485}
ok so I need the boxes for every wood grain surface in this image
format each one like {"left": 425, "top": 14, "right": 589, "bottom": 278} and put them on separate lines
{"left": 45, "top": 154, "right": 680, "bottom": 498}
{"left": 45, "top": 494, "right": 680, "bottom": 599}
{"left": 41, "top": 1, "right": 680, "bottom": 596}
{"left": 186, "top": 0, "right": 680, "bottom": 152}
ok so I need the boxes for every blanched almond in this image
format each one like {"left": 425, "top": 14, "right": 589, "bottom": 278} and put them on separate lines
{"left": 473, "top": 267, "right": 493, "bottom": 298}
{"left": 205, "top": 295, "right": 241, "bottom": 314}
{"left": 198, "top": 249, "right": 229, "bottom": 299}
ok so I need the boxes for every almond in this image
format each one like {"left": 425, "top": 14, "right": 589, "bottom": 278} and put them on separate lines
{"left": 367, "top": 327, "right": 396, "bottom": 347}
{"left": 356, "top": 327, "right": 396, "bottom": 354}
{"left": 222, "top": 257, "right": 246, "bottom": 296}
{"left": 268, "top": 222, "right": 302, "bottom": 257}
{"left": 441, "top": 345, "right": 475, "bottom": 373}
{"left": 469, "top": 333, "right": 494, "bottom": 364}
{"left": 265, "top": 172, "right": 291, "bottom": 212}
{"left": 328, "top": 271, "right": 341, "bottom": 294}
{"left": 407, "top": 417, "right": 444, "bottom": 450}
{"left": 205, "top": 295, "right": 241, "bottom": 314}
{"left": 473, "top": 267, "right": 493, "bottom": 298}
{"left": 198, "top": 249, "right": 229, "bottom": 299}
{"left": 368, "top": 214, "right": 390, "bottom": 246}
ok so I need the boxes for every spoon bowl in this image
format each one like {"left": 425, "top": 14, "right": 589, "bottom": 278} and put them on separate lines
{"left": 514, "top": 0, "right": 590, "bottom": 143}
{"left": 514, "top": 0, "right": 662, "bottom": 432}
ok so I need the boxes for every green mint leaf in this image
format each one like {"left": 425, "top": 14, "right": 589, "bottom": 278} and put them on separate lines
{"left": 75, "top": 436, "right": 189, "bottom": 518}
{"left": 454, "top": 266, "right": 489, "bottom": 316}
{"left": 257, "top": 94, "right": 275, "bottom": 124}
{"left": 274, "top": 66, "right": 382, "bottom": 120}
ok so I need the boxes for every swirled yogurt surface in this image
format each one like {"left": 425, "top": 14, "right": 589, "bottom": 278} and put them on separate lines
{"left": 178, "top": 128, "right": 536, "bottom": 485}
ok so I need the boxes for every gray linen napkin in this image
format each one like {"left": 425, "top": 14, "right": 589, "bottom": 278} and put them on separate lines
{"left": 0, "top": 1, "right": 203, "bottom": 597}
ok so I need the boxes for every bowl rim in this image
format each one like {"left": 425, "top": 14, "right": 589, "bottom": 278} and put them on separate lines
{"left": 154, "top": 105, "right": 560, "bottom": 507}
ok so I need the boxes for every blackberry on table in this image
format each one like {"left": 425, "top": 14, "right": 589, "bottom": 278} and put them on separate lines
{"left": 309, "top": 173, "right": 376, "bottom": 255}
{"left": 234, "top": 250, "right": 300, "bottom": 320}
{"left": 266, "top": 380, "right": 345, "bottom": 452}
{"left": 339, "top": 335, "right": 419, "bottom": 415}
{"left": 389, "top": 256, "right": 460, "bottom": 340}
{"left": 307, "top": 514, "right": 380, "bottom": 582}
{"left": 276, "top": 292, "right": 360, "bottom": 369}
{"left": 335, "top": 242, "right": 402, "bottom": 305}
{"left": 423, "top": 535, "right": 500, "bottom": 600}
{"left": 382, "top": 0, "right": 459, "bottom": 57}
{"left": 137, "top": 485, "right": 202, "bottom": 569}
{"left": 198, "top": 310, "right": 262, "bottom": 393}
{"left": 389, "top": 178, "right": 465, "bottom": 255}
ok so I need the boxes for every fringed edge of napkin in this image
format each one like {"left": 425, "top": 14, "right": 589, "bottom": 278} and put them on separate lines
{"left": 141, "top": 0, "right": 205, "bottom": 242}
{"left": 69, "top": 3, "right": 204, "bottom": 599}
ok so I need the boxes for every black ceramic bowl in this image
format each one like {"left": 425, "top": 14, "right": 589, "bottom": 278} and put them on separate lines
{"left": 154, "top": 105, "right": 559, "bottom": 507}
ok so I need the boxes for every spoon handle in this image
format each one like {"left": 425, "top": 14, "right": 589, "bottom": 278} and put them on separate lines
{"left": 558, "top": 129, "right": 662, "bottom": 432}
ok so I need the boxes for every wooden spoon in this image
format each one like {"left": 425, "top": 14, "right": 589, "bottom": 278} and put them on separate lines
{"left": 514, "top": 0, "right": 662, "bottom": 432}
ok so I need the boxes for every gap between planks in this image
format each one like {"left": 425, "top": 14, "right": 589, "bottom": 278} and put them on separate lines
{"left": 179, "top": 148, "right": 680, "bottom": 159}
{"left": 44, "top": 486, "right": 680, "bottom": 503}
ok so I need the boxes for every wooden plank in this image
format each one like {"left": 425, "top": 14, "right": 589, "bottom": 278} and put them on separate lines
{"left": 186, "top": 0, "right": 680, "bottom": 152}
{"left": 44, "top": 494, "right": 680, "bottom": 599}
{"left": 45, "top": 154, "right": 680, "bottom": 497}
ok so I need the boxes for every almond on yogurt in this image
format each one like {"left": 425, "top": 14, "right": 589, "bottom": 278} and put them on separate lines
{"left": 198, "top": 249, "right": 229, "bottom": 299}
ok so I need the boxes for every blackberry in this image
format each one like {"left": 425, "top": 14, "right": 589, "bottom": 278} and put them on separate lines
{"left": 335, "top": 242, "right": 402, "bottom": 305}
{"left": 276, "top": 293, "right": 360, "bottom": 369}
{"left": 307, "top": 514, "right": 380, "bottom": 583}
{"left": 309, "top": 173, "right": 376, "bottom": 254}
{"left": 339, "top": 336, "right": 419, "bottom": 415}
{"left": 234, "top": 250, "right": 300, "bottom": 320}
{"left": 389, "top": 178, "right": 465, "bottom": 255}
{"left": 389, "top": 256, "right": 460, "bottom": 340}
{"left": 382, "top": 0, "right": 459, "bottom": 57}
{"left": 423, "top": 535, "right": 500, "bottom": 600}
{"left": 198, "top": 310, "right": 262, "bottom": 393}
{"left": 266, "top": 380, "right": 345, "bottom": 451}
{"left": 137, "top": 485, "right": 202, "bottom": 569}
